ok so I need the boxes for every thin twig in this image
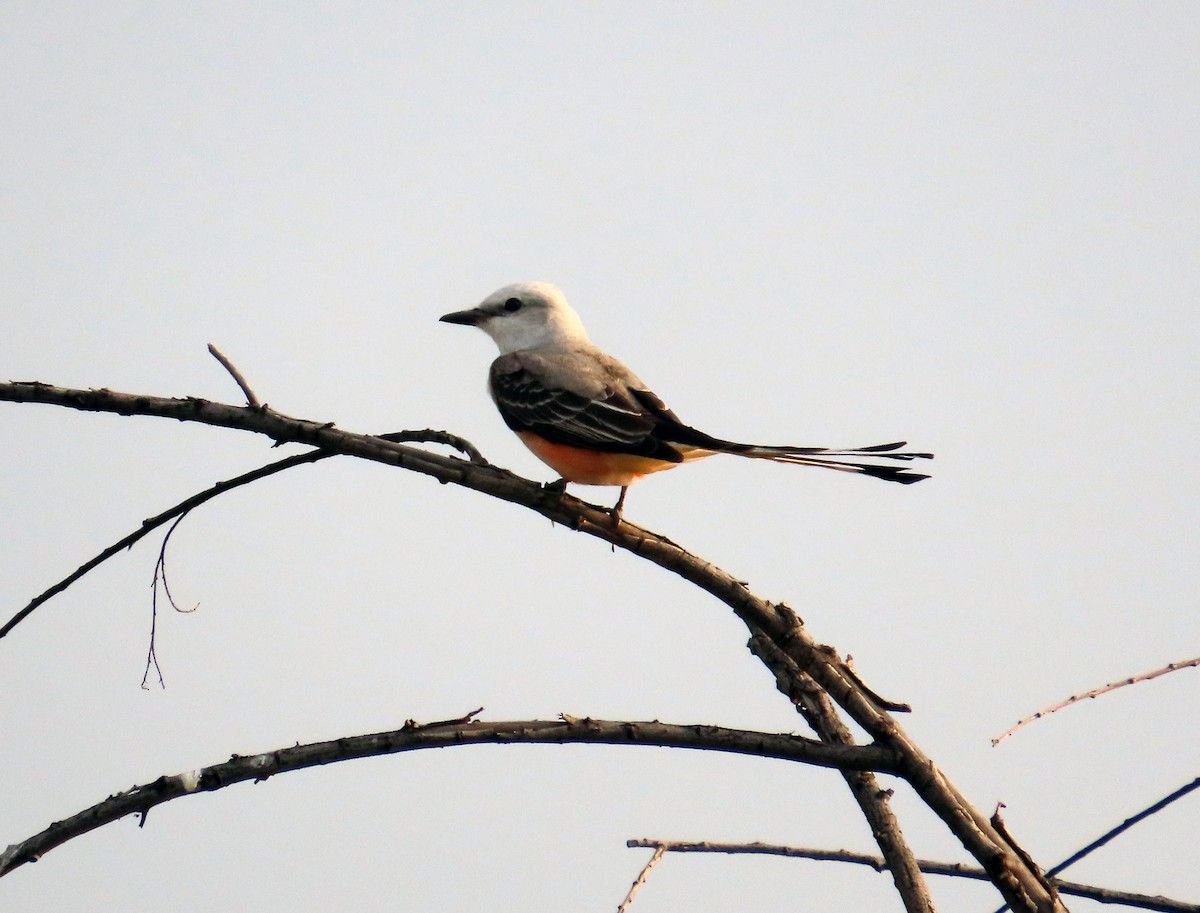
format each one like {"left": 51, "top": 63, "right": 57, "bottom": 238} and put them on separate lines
{"left": 840, "top": 652, "right": 911, "bottom": 712}
{"left": 405, "top": 707, "right": 486, "bottom": 729}
{"left": 616, "top": 845, "right": 666, "bottom": 913}
{"left": 142, "top": 542, "right": 167, "bottom": 689}
{"left": 377, "top": 429, "right": 487, "bottom": 465}
{"left": 207, "top": 343, "right": 261, "bottom": 408}
{"left": 1, "top": 430, "right": 485, "bottom": 641}
{"left": 0, "top": 449, "right": 331, "bottom": 640}
{"left": 153, "top": 516, "right": 197, "bottom": 616}
{"left": 628, "top": 840, "right": 1199, "bottom": 913}
{"left": 141, "top": 513, "right": 198, "bottom": 689}
{"left": 1047, "top": 776, "right": 1200, "bottom": 879}
{"left": 993, "top": 656, "right": 1200, "bottom": 745}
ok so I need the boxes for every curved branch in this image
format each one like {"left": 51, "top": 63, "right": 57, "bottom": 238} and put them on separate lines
{"left": 0, "top": 381, "right": 1064, "bottom": 912}
{"left": 626, "top": 840, "right": 1199, "bottom": 913}
{"left": 0, "top": 450, "right": 328, "bottom": 640}
{"left": 993, "top": 656, "right": 1200, "bottom": 745}
{"left": 0, "top": 716, "right": 898, "bottom": 878}
{"left": 0, "top": 429, "right": 483, "bottom": 640}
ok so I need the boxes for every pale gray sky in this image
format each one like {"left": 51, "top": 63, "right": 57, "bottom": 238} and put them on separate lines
{"left": 2, "top": 4, "right": 1197, "bottom": 911}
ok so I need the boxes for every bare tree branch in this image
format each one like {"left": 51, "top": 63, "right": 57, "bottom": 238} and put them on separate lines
{"left": 0, "top": 449, "right": 328, "bottom": 640}
{"left": 626, "top": 840, "right": 1199, "bottom": 913}
{"left": 993, "top": 657, "right": 1200, "bottom": 745}
{"left": 1046, "top": 776, "right": 1200, "bottom": 879}
{"left": 0, "top": 381, "right": 1067, "bottom": 912}
{"left": 0, "top": 716, "right": 898, "bottom": 878}
{"left": 0, "top": 430, "right": 483, "bottom": 640}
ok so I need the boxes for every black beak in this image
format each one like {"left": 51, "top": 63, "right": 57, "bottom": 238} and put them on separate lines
{"left": 439, "top": 308, "right": 485, "bottom": 326}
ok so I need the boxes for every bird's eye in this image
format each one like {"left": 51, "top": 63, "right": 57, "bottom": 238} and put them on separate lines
{"left": 504, "top": 297, "right": 523, "bottom": 312}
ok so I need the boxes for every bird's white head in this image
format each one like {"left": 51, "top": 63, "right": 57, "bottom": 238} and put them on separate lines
{"left": 440, "top": 282, "right": 590, "bottom": 354}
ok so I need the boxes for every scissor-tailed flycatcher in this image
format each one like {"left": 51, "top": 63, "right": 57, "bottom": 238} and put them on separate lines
{"left": 441, "top": 282, "right": 931, "bottom": 517}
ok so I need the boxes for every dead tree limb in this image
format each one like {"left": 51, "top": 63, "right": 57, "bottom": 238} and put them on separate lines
{"left": 0, "top": 716, "right": 897, "bottom": 878}
{"left": 750, "top": 629, "right": 934, "bottom": 912}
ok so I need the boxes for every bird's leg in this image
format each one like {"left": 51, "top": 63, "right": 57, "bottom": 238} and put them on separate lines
{"left": 609, "top": 486, "right": 629, "bottom": 522}
{"left": 543, "top": 477, "right": 569, "bottom": 496}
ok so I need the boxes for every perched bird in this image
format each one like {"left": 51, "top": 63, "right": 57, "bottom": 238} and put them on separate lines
{"left": 441, "top": 282, "right": 931, "bottom": 518}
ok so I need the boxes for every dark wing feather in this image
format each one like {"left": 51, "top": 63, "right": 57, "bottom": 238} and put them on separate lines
{"left": 489, "top": 362, "right": 685, "bottom": 462}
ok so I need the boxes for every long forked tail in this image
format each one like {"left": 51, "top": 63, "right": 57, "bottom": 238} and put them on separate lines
{"left": 675, "top": 431, "right": 934, "bottom": 484}
{"left": 734, "top": 440, "right": 933, "bottom": 484}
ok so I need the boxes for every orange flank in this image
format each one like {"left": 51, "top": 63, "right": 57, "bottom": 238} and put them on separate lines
{"left": 516, "top": 431, "right": 709, "bottom": 486}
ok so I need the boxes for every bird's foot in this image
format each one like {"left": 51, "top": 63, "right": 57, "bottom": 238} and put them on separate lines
{"left": 544, "top": 478, "right": 569, "bottom": 495}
